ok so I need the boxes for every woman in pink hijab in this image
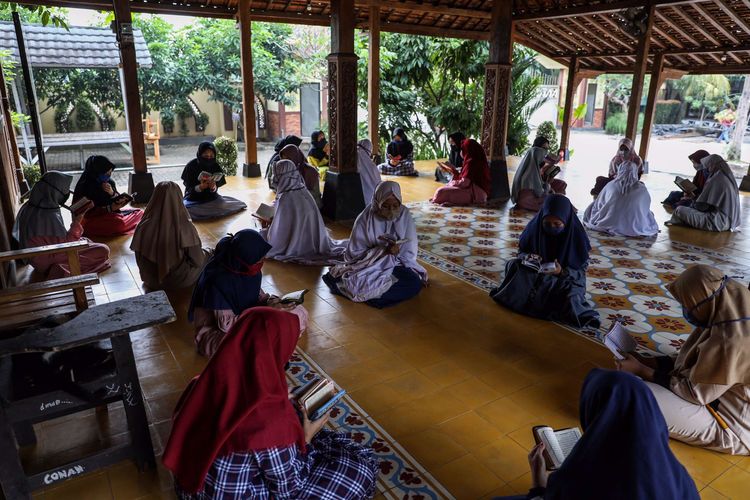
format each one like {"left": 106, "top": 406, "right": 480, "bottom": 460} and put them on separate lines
{"left": 590, "top": 137, "right": 643, "bottom": 196}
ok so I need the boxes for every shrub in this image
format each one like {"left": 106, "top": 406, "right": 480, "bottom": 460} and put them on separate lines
{"left": 195, "top": 112, "right": 209, "bottom": 132}
{"left": 161, "top": 109, "right": 175, "bottom": 134}
{"left": 214, "top": 136, "right": 238, "bottom": 176}
{"left": 175, "top": 100, "right": 193, "bottom": 137}
{"left": 75, "top": 99, "right": 96, "bottom": 131}
{"left": 99, "top": 110, "right": 116, "bottom": 131}
{"left": 22, "top": 163, "right": 41, "bottom": 187}
{"left": 654, "top": 100, "right": 682, "bottom": 124}
{"left": 536, "top": 121, "right": 559, "bottom": 152}
{"left": 605, "top": 112, "right": 645, "bottom": 135}
{"left": 54, "top": 103, "right": 71, "bottom": 133}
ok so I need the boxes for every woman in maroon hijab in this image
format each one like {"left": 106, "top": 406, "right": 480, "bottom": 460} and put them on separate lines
{"left": 431, "top": 138, "right": 491, "bottom": 206}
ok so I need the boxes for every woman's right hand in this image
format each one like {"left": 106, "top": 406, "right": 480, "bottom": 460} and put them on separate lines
{"left": 529, "top": 442, "right": 550, "bottom": 489}
{"left": 300, "top": 403, "right": 329, "bottom": 444}
{"left": 102, "top": 182, "right": 114, "bottom": 196}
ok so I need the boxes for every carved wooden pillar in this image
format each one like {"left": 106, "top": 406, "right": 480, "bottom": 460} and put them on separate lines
{"left": 114, "top": 0, "right": 154, "bottom": 202}
{"left": 480, "top": 0, "right": 513, "bottom": 202}
{"left": 639, "top": 52, "right": 664, "bottom": 162}
{"left": 239, "top": 0, "right": 260, "bottom": 176}
{"left": 321, "top": 0, "right": 365, "bottom": 220}
{"left": 368, "top": 6, "right": 381, "bottom": 155}
{"left": 625, "top": 3, "right": 655, "bottom": 141}
{"left": 559, "top": 57, "right": 580, "bottom": 158}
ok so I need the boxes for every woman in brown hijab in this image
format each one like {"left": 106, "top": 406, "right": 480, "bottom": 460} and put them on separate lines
{"left": 131, "top": 181, "right": 209, "bottom": 290}
{"left": 616, "top": 265, "right": 750, "bottom": 455}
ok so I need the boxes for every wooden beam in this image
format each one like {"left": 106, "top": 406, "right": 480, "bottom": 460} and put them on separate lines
{"left": 652, "top": 23, "right": 685, "bottom": 49}
{"left": 548, "top": 20, "right": 587, "bottom": 53}
{"left": 13, "top": 0, "right": 236, "bottom": 18}
{"left": 560, "top": 57, "right": 580, "bottom": 155}
{"left": 626, "top": 3, "right": 655, "bottom": 141}
{"left": 113, "top": 0, "right": 147, "bottom": 174}
{"left": 238, "top": 0, "right": 258, "bottom": 168}
{"left": 567, "top": 17, "right": 620, "bottom": 52}
{"left": 366, "top": 0, "right": 491, "bottom": 20}
{"left": 690, "top": 3, "right": 740, "bottom": 44}
{"left": 513, "top": 0, "right": 705, "bottom": 21}
{"left": 519, "top": 23, "right": 579, "bottom": 54}
{"left": 655, "top": 11, "right": 698, "bottom": 47}
{"left": 670, "top": 6, "right": 720, "bottom": 46}
{"left": 368, "top": 6, "right": 380, "bottom": 155}
{"left": 714, "top": 0, "right": 750, "bottom": 37}
{"left": 583, "top": 16, "right": 635, "bottom": 51}
{"left": 639, "top": 52, "right": 665, "bottom": 160}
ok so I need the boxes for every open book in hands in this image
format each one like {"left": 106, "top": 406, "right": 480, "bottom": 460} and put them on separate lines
{"left": 199, "top": 171, "right": 224, "bottom": 183}
{"left": 604, "top": 321, "right": 638, "bottom": 360}
{"left": 378, "top": 235, "right": 409, "bottom": 246}
{"left": 292, "top": 377, "right": 347, "bottom": 421}
{"left": 520, "top": 254, "right": 556, "bottom": 273}
{"left": 69, "top": 197, "right": 94, "bottom": 217}
{"left": 533, "top": 425, "right": 582, "bottom": 470}
{"left": 252, "top": 203, "right": 275, "bottom": 222}
{"left": 674, "top": 176, "right": 698, "bottom": 194}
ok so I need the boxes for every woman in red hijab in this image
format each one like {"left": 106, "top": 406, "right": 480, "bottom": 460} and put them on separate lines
{"left": 163, "top": 308, "right": 379, "bottom": 499}
{"left": 431, "top": 138, "right": 491, "bottom": 206}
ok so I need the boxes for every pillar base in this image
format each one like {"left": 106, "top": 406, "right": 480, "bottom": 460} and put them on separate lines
{"left": 488, "top": 158, "right": 511, "bottom": 202}
{"left": 243, "top": 163, "right": 261, "bottom": 178}
{"left": 740, "top": 175, "right": 750, "bottom": 192}
{"left": 128, "top": 172, "right": 154, "bottom": 204}
{"left": 321, "top": 171, "right": 365, "bottom": 221}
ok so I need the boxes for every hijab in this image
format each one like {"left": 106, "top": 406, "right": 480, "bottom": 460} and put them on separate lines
{"left": 130, "top": 181, "right": 202, "bottom": 282}
{"left": 387, "top": 127, "right": 414, "bottom": 159}
{"left": 308, "top": 130, "right": 328, "bottom": 161}
{"left": 695, "top": 154, "right": 741, "bottom": 230}
{"left": 688, "top": 149, "right": 710, "bottom": 166}
{"left": 187, "top": 229, "right": 271, "bottom": 321}
{"left": 357, "top": 139, "right": 382, "bottom": 203}
{"left": 13, "top": 171, "right": 72, "bottom": 248}
{"left": 545, "top": 369, "right": 699, "bottom": 500}
{"left": 608, "top": 138, "right": 642, "bottom": 176}
{"left": 459, "top": 139, "right": 491, "bottom": 195}
{"left": 163, "top": 307, "right": 306, "bottom": 494}
{"left": 519, "top": 194, "right": 591, "bottom": 270}
{"left": 73, "top": 155, "right": 117, "bottom": 206}
{"left": 274, "top": 135, "right": 302, "bottom": 153}
{"left": 280, "top": 144, "right": 319, "bottom": 192}
{"left": 668, "top": 265, "right": 750, "bottom": 385}
{"left": 448, "top": 132, "right": 465, "bottom": 170}
{"left": 511, "top": 145, "right": 548, "bottom": 202}
{"left": 532, "top": 136, "right": 550, "bottom": 149}
{"left": 273, "top": 159, "right": 307, "bottom": 195}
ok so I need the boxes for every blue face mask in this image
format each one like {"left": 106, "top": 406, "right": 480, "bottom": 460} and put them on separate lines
{"left": 543, "top": 224, "right": 564, "bottom": 236}
{"left": 96, "top": 174, "right": 111, "bottom": 184}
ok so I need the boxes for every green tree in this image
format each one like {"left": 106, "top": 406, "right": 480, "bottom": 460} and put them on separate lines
{"left": 676, "top": 74, "right": 731, "bottom": 121}
{"left": 0, "top": 3, "right": 68, "bottom": 28}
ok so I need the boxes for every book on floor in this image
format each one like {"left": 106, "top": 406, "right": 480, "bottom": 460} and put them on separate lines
{"left": 604, "top": 321, "right": 638, "bottom": 360}
{"left": 674, "top": 176, "right": 698, "bottom": 193}
{"left": 294, "top": 377, "right": 347, "bottom": 421}
{"left": 533, "top": 425, "right": 582, "bottom": 470}
{"left": 280, "top": 289, "right": 308, "bottom": 305}
{"left": 69, "top": 197, "right": 93, "bottom": 216}
{"left": 252, "top": 203, "right": 275, "bottom": 221}
{"left": 199, "top": 171, "right": 224, "bottom": 182}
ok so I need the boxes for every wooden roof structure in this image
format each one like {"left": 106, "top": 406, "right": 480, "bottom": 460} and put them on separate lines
{"left": 17, "top": 0, "right": 750, "bottom": 74}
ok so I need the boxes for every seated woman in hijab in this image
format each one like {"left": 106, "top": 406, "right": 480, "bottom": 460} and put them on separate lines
{"left": 266, "top": 134, "right": 302, "bottom": 190}
{"left": 666, "top": 154, "right": 741, "bottom": 232}
{"left": 188, "top": 229, "right": 308, "bottom": 357}
{"left": 307, "top": 130, "right": 330, "bottom": 177}
{"left": 501, "top": 369, "right": 699, "bottom": 500}
{"left": 130, "top": 181, "right": 209, "bottom": 290}
{"left": 279, "top": 144, "right": 321, "bottom": 208}
{"left": 616, "top": 265, "right": 750, "bottom": 455}
{"left": 260, "top": 160, "right": 346, "bottom": 265}
{"left": 163, "top": 308, "right": 379, "bottom": 500}
{"left": 181, "top": 141, "right": 247, "bottom": 221}
{"left": 357, "top": 139, "right": 382, "bottom": 204}
{"left": 13, "top": 171, "right": 111, "bottom": 279}
{"left": 435, "top": 132, "right": 465, "bottom": 183}
{"left": 490, "top": 195, "right": 600, "bottom": 329}
{"left": 510, "top": 137, "right": 567, "bottom": 212}
{"left": 431, "top": 138, "right": 490, "bottom": 206}
{"left": 590, "top": 138, "right": 643, "bottom": 197}
{"left": 663, "top": 149, "right": 711, "bottom": 209}
{"left": 378, "top": 128, "right": 418, "bottom": 177}
{"left": 323, "top": 181, "right": 428, "bottom": 308}
{"left": 72, "top": 155, "right": 144, "bottom": 237}
{"left": 582, "top": 161, "right": 659, "bottom": 237}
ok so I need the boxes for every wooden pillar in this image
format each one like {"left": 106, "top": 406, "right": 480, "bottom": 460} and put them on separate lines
{"left": 321, "top": 0, "right": 365, "bottom": 220}
{"left": 113, "top": 0, "right": 153, "bottom": 202}
{"left": 559, "top": 57, "right": 579, "bottom": 158}
{"left": 239, "top": 0, "right": 260, "bottom": 176}
{"left": 480, "top": 0, "right": 513, "bottom": 202}
{"left": 625, "top": 3, "right": 655, "bottom": 141}
{"left": 638, "top": 52, "right": 664, "bottom": 162}
{"left": 367, "top": 6, "right": 380, "bottom": 155}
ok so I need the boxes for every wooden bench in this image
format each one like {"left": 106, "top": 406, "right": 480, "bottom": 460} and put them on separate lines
{"left": 0, "top": 291, "right": 176, "bottom": 499}
{"left": 0, "top": 242, "right": 99, "bottom": 332}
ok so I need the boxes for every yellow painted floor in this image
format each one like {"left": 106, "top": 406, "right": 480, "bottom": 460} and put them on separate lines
{"left": 21, "top": 158, "right": 750, "bottom": 499}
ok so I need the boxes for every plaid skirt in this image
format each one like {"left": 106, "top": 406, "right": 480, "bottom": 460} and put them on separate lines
{"left": 176, "top": 429, "right": 379, "bottom": 499}
{"left": 378, "top": 160, "right": 418, "bottom": 176}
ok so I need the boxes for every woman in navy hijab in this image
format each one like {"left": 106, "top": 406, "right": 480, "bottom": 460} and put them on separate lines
{"left": 490, "top": 194, "right": 599, "bottom": 329}
{"left": 499, "top": 369, "right": 699, "bottom": 500}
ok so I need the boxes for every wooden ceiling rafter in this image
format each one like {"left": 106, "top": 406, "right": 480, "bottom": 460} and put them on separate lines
{"left": 525, "top": 21, "right": 581, "bottom": 54}
{"left": 690, "top": 3, "right": 740, "bottom": 44}
{"left": 655, "top": 11, "right": 699, "bottom": 47}
{"left": 669, "top": 6, "right": 721, "bottom": 46}
{"left": 549, "top": 19, "right": 590, "bottom": 53}
{"left": 713, "top": 0, "right": 750, "bottom": 37}
{"left": 515, "top": 23, "right": 570, "bottom": 56}
{"left": 566, "top": 16, "right": 621, "bottom": 52}
{"left": 583, "top": 15, "right": 635, "bottom": 51}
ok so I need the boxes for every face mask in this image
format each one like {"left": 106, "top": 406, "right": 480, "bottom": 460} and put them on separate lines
{"left": 681, "top": 277, "right": 729, "bottom": 328}
{"left": 96, "top": 174, "right": 111, "bottom": 184}
{"left": 618, "top": 149, "right": 626, "bottom": 157}
{"left": 378, "top": 207, "right": 399, "bottom": 220}
{"left": 200, "top": 156, "right": 217, "bottom": 165}
{"left": 693, "top": 162, "right": 703, "bottom": 171}
{"left": 543, "top": 223, "right": 564, "bottom": 236}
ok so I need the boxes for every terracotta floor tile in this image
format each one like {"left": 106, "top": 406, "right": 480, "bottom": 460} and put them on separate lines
{"left": 444, "top": 377, "right": 503, "bottom": 409}
{"left": 475, "top": 397, "right": 538, "bottom": 436}
{"left": 472, "top": 435, "right": 533, "bottom": 484}
{"left": 432, "top": 454, "right": 504, "bottom": 500}
{"left": 699, "top": 486, "right": 730, "bottom": 499}
{"left": 437, "top": 411, "right": 504, "bottom": 450}
{"left": 506, "top": 471, "right": 532, "bottom": 496}
{"left": 709, "top": 466, "right": 750, "bottom": 499}
{"left": 397, "top": 429, "right": 468, "bottom": 471}
{"left": 418, "top": 360, "right": 474, "bottom": 388}
{"left": 670, "top": 441, "right": 734, "bottom": 487}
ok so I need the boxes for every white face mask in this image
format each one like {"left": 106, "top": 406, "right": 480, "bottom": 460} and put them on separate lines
{"left": 377, "top": 207, "right": 399, "bottom": 220}
{"left": 617, "top": 149, "right": 626, "bottom": 157}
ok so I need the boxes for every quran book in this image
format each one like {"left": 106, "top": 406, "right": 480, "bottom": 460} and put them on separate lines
{"left": 199, "top": 171, "right": 224, "bottom": 182}
{"left": 69, "top": 197, "right": 93, "bottom": 216}
{"left": 280, "top": 289, "right": 308, "bottom": 305}
{"left": 533, "top": 425, "right": 582, "bottom": 470}
{"left": 544, "top": 165, "right": 561, "bottom": 181}
{"left": 295, "top": 377, "right": 347, "bottom": 421}
{"left": 674, "top": 176, "right": 698, "bottom": 193}
{"left": 520, "top": 255, "right": 555, "bottom": 273}
{"left": 604, "top": 321, "right": 638, "bottom": 360}
{"left": 252, "top": 203, "right": 275, "bottom": 221}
